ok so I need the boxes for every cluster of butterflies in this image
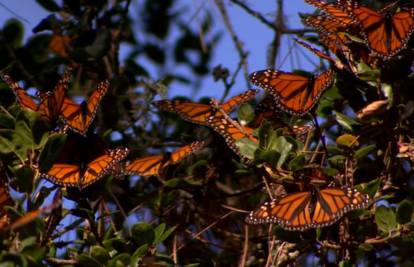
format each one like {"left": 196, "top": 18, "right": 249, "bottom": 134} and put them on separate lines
{"left": 3, "top": 0, "right": 411, "bottom": 231}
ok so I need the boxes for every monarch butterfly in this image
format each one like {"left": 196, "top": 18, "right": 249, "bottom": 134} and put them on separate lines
{"left": 60, "top": 80, "right": 109, "bottom": 136}
{"left": 305, "top": 0, "right": 356, "bottom": 27}
{"left": 207, "top": 114, "right": 258, "bottom": 164}
{"left": 0, "top": 67, "right": 72, "bottom": 122}
{"left": 249, "top": 69, "right": 335, "bottom": 116}
{"left": 154, "top": 89, "right": 258, "bottom": 126}
{"left": 343, "top": 2, "right": 414, "bottom": 59}
{"left": 41, "top": 134, "right": 129, "bottom": 189}
{"left": 246, "top": 186, "right": 369, "bottom": 231}
{"left": 124, "top": 141, "right": 204, "bottom": 177}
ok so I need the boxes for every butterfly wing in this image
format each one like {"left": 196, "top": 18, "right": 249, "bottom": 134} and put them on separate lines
{"left": 351, "top": 5, "right": 414, "bottom": 58}
{"left": 61, "top": 80, "right": 108, "bottom": 135}
{"left": 43, "top": 164, "right": 81, "bottom": 187}
{"left": 81, "top": 146, "right": 128, "bottom": 189}
{"left": 0, "top": 73, "right": 38, "bottom": 111}
{"left": 169, "top": 141, "right": 204, "bottom": 165}
{"left": 246, "top": 192, "right": 313, "bottom": 231}
{"left": 155, "top": 100, "right": 212, "bottom": 126}
{"left": 124, "top": 155, "right": 164, "bottom": 177}
{"left": 305, "top": 0, "right": 356, "bottom": 26}
{"left": 295, "top": 38, "right": 336, "bottom": 63}
{"left": 221, "top": 89, "right": 258, "bottom": 113}
{"left": 39, "top": 67, "right": 72, "bottom": 121}
{"left": 250, "top": 69, "right": 334, "bottom": 116}
{"left": 312, "top": 187, "right": 370, "bottom": 228}
{"left": 208, "top": 115, "right": 257, "bottom": 164}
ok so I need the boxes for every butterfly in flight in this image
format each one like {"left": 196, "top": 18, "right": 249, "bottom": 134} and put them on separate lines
{"left": 154, "top": 89, "right": 258, "bottom": 126}
{"left": 343, "top": 1, "right": 414, "bottom": 59}
{"left": 246, "top": 186, "right": 369, "bottom": 231}
{"left": 0, "top": 67, "right": 72, "bottom": 123}
{"left": 41, "top": 133, "right": 128, "bottom": 189}
{"left": 60, "top": 80, "right": 109, "bottom": 136}
{"left": 249, "top": 69, "right": 335, "bottom": 116}
{"left": 124, "top": 141, "right": 204, "bottom": 177}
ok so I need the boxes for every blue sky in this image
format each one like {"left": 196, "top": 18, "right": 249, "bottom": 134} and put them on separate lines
{"left": 0, "top": 0, "right": 317, "bottom": 101}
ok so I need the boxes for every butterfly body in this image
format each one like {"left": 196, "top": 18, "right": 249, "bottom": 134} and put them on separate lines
{"left": 246, "top": 186, "right": 369, "bottom": 231}
{"left": 344, "top": 3, "right": 414, "bottom": 59}
{"left": 60, "top": 80, "right": 108, "bottom": 135}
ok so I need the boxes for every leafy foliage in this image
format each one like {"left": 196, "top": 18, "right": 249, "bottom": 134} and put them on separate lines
{"left": 0, "top": 0, "right": 413, "bottom": 266}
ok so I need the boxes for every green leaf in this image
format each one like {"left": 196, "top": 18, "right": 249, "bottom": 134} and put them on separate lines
{"left": 38, "top": 133, "right": 67, "bottom": 172}
{"left": 78, "top": 254, "right": 102, "bottom": 267}
{"left": 154, "top": 223, "right": 166, "bottom": 242}
{"left": 362, "top": 178, "right": 380, "bottom": 198}
{"left": 0, "top": 113, "right": 15, "bottom": 129}
{"left": 158, "top": 226, "right": 176, "bottom": 243}
{"left": 0, "top": 136, "right": 14, "bottom": 154}
{"left": 103, "top": 238, "right": 127, "bottom": 252}
{"left": 84, "top": 30, "right": 111, "bottom": 59}
{"left": 237, "top": 103, "right": 255, "bottom": 124}
{"left": 131, "top": 223, "right": 155, "bottom": 247}
{"left": 354, "top": 145, "right": 376, "bottom": 159}
{"left": 90, "top": 245, "right": 110, "bottom": 264}
{"left": 108, "top": 253, "right": 130, "bottom": 267}
{"left": 375, "top": 206, "right": 397, "bottom": 233}
{"left": 358, "top": 243, "right": 374, "bottom": 252}
{"left": 335, "top": 112, "right": 360, "bottom": 132}
{"left": 130, "top": 244, "right": 149, "bottom": 266}
{"left": 3, "top": 19, "right": 24, "bottom": 49}
{"left": 235, "top": 137, "right": 258, "bottom": 161}
{"left": 288, "top": 155, "right": 305, "bottom": 171}
{"left": 336, "top": 134, "right": 359, "bottom": 148}
{"left": 396, "top": 200, "right": 413, "bottom": 224}
{"left": 14, "top": 166, "right": 34, "bottom": 193}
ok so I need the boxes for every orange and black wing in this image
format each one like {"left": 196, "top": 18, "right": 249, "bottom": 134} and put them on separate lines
{"left": 0, "top": 73, "right": 38, "bottom": 111}
{"left": 124, "top": 155, "right": 164, "bottom": 177}
{"left": 305, "top": 0, "right": 356, "bottom": 26}
{"left": 348, "top": 4, "right": 414, "bottom": 58}
{"left": 155, "top": 100, "right": 212, "bottom": 126}
{"left": 43, "top": 146, "right": 128, "bottom": 189}
{"left": 169, "top": 141, "right": 205, "bottom": 165}
{"left": 81, "top": 146, "right": 129, "bottom": 189}
{"left": 208, "top": 115, "right": 257, "bottom": 164}
{"left": 311, "top": 186, "right": 370, "bottom": 228}
{"left": 38, "top": 66, "right": 72, "bottom": 121}
{"left": 246, "top": 191, "right": 313, "bottom": 231}
{"left": 61, "top": 80, "right": 108, "bottom": 135}
{"left": 249, "top": 69, "right": 335, "bottom": 116}
{"left": 221, "top": 89, "right": 258, "bottom": 113}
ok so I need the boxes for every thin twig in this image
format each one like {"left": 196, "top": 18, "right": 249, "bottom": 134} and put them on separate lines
{"left": 238, "top": 225, "right": 249, "bottom": 267}
{"left": 230, "top": 0, "right": 313, "bottom": 34}
{"left": 214, "top": 0, "right": 249, "bottom": 83}
{"left": 268, "top": 0, "right": 284, "bottom": 68}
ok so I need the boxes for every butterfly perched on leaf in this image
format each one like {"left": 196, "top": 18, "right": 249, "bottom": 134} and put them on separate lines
{"left": 249, "top": 69, "right": 335, "bottom": 116}
{"left": 154, "top": 89, "right": 258, "bottom": 126}
{"left": 0, "top": 67, "right": 72, "bottom": 123}
{"left": 246, "top": 186, "right": 369, "bottom": 231}
{"left": 343, "top": 1, "right": 414, "bottom": 59}
{"left": 60, "top": 80, "right": 109, "bottom": 136}
{"left": 207, "top": 113, "right": 258, "bottom": 164}
{"left": 40, "top": 133, "right": 128, "bottom": 189}
{"left": 124, "top": 141, "right": 204, "bottom": 177}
